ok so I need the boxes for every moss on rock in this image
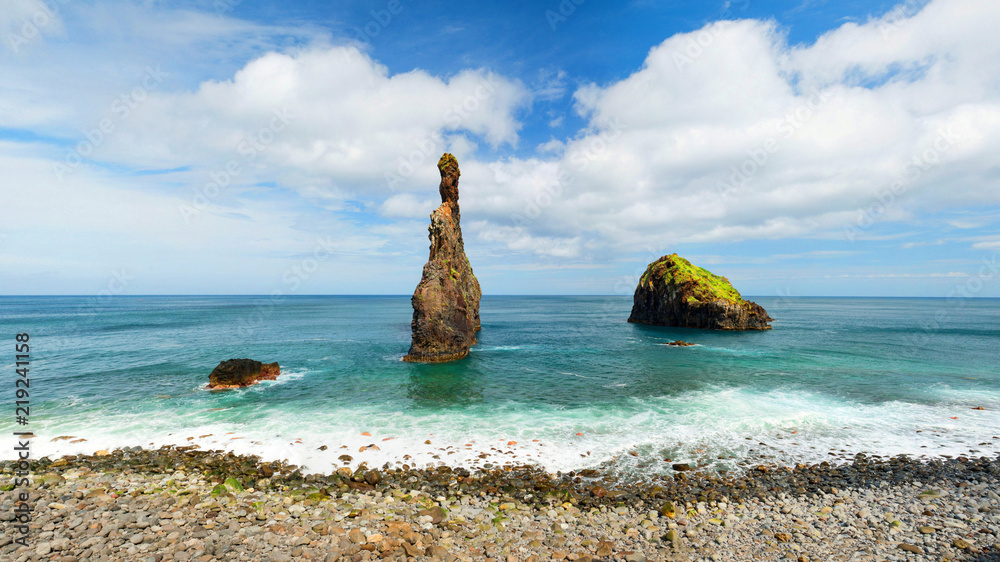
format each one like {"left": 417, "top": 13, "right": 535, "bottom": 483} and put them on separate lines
{"left": 630, "top": 254, "right": 772, "bottom": 330}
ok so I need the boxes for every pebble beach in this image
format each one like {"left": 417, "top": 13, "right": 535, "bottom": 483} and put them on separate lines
{"left": 3, "top": 447, "right": 999, "bottom": 561}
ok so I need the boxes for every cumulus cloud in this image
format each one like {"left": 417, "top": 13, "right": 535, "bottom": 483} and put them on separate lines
{"left": 466, "top": 0, "right": 1000, "bottom": 258}
{"left": 94, "top": 46, "right": 529, "bottom": 204}
{"left": 0, "top": 1, "right": 321, "bottom": 132}
{"left": 0, "top": 1, "right": 533, "bottom": 292}
{"left": 380, "top": 193, "right": 437, "bottom": 219}
{"left": 5, "top": 0, "right": 999, "bottom": 294}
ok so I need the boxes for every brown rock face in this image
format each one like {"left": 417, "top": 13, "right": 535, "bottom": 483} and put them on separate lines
{"left": 403, "top": 154, "right": 482, "bottom": 363}
{"left": 207, "top": 359, "right": 280, "bottom": 389}
{"left": 628, "top": 254, "right": 772, "bottom": 331}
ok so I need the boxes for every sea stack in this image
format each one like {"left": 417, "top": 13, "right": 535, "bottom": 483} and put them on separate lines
{"left": 207, "top": 359, "right": 280, "bottom": 389}
{"left": 628, "top": 254, "right": 772, "bottom": 330}
{"left": 403, "top": 154, "right": 482, "bottom": 362}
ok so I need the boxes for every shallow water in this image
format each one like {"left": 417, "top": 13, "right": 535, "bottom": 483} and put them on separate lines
{"left": 2, "top": 295, "right": 998, "bottom": 475}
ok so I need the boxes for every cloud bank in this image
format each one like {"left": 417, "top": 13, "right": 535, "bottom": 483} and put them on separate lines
{"left": 2, "top": 0, "right": 999, "bottom": 294}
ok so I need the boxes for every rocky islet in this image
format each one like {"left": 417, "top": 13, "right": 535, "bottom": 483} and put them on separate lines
{"left": 206, "top": 359, "right": 280, "bottom": 390}
{"left": 629, "top": 254, "right": 773, "bottom": 331}
{"left": 404, "top": 153, "right": 482, "bottom": 363}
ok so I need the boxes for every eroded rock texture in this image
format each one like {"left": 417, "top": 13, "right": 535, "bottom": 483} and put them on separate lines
{"left": 628, "top": 254, "right": 772, "bottom": 331}
{"left": 404, "top": 154, "right": 482, "bottom": 362}
{"left": 207, "top": 359, "right": 280, "bottom": 389}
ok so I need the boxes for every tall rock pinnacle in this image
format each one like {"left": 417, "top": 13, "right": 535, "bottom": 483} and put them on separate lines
{"left": 403, "top": 154, "right": 482, "bottom": 363}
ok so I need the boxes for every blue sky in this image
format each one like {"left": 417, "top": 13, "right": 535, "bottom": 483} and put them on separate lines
{"left": 2, "top": 0, "right": 999, "bottom": 297}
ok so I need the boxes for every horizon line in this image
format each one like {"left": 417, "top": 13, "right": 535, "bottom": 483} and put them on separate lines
{"left": 1, "top": 294, "right": 998, "bottom": 299}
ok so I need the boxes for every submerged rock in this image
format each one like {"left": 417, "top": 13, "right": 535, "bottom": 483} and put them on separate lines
{"left": 404, "top": 154, "right": 482, "bottom": 363}
{"left": 628, "top": 254, "right": 772, "bottom": 331}
{"left": 207, "top": 359, "right": 280, "bottom": 389}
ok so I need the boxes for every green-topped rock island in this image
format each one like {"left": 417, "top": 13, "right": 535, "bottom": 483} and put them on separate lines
{"left": 628, "top": 253, "right": 773, "bottom": 330}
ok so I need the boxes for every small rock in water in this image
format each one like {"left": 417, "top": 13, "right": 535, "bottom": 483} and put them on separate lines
{"left": 206, "top": 358, "right": 279, "bottom": 389}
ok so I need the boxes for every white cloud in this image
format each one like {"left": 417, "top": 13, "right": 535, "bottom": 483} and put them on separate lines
{"left": 478, "top": 225, "right": 583, "bottom": 258}
{"left": 0, "top": 143, "right": 402, "bottom": 293}
{"left": 462, "top": 0, "right": 1000, "bottom": 258}
{"left": 380, "top": 193, "right": 437, "bottom": 219}
{"left": 90, "top": 45, "right": 530, "bottom": 202}
{"left": 533, "top": 68, "right": 568, "bottom": 101}
{"left": 537, "top": 138, "right": 565, "bottom": 154}
{"left": 0, "top": 2, "right": 531, "bottom": 292}
{"left": 4, "top": 0, "right": 1000, "bottom": 294}
{"left": 1, "top": 0, "right": 65, "bottom": 51}
{"left": 0, "top": 2, "right": 322, "bottom": 131}
{"left": 972, "top": 239, "right": 1000, "bottom": 250}
{"left": 902, "top": 239, "right": 947, "bottom": 249}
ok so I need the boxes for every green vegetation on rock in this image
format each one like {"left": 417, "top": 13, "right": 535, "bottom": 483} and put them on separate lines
{"left": 640, "top": 254, "right": 744, "bottom": 304}
{"left": 437, "top": 153, "right": 460, "bottom": 175}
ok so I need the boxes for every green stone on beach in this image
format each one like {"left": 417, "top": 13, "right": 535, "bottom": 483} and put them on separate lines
{"left": 223, "top": 477, "right": 244, "bottom": 493}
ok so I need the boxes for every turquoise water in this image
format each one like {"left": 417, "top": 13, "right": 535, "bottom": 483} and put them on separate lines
{"left": 2, "top": 296, "right": 998, "bottom": 476}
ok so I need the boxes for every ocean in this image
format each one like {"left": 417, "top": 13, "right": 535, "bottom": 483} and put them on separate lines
{"left": 2, "top": 295, "right": 998, "bottom": 478}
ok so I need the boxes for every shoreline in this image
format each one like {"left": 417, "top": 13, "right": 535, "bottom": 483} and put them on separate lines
{"left": 13, "top": 409, "right": 1000, "bottom": 480}
{"left": 3, "top": 447, "right": 998, "bottom": 561}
